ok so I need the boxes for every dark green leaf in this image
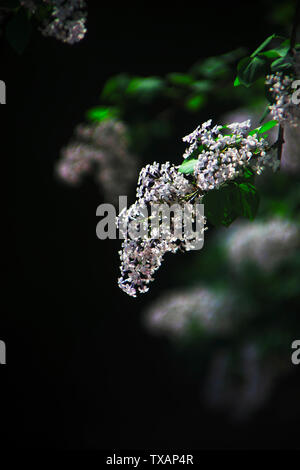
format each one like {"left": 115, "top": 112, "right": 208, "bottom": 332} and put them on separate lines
{"left": 237, "top": 56, "right": 268, "bottom": 87}
{"left": 203, "top": 181, "right": 260, "bottom": 227}
{"left": 185, "top": 94, "right": 206, "bottom": 111}
{"left": 274, "top": 39, "right": 290, "bottom": 57}
{"left": 271, "top": 56, "right": 294, "bottom": 71}
{"left": 126, "top": 77, "right": 165, "bottom": 100}
{"left": 191, "top": 80, "right": 213, "bottom": 92}
{"left": 203, "top": 184, "right": 240, "bottom": 227}
{"left": 238, "top": 182, "right": 260, "bottom": 220}
{"left": 240, "top": 167, "right": 255, "bottom": 181}
{"left": 167, "top": 73, "right": 194, "bottom": 86}
{"left": 101, "top": 74, "right": 130, "bottom": 103}
{"left": 219, "top": 47, "right": 247, "bottom": 63}
{"left": 194, "top": 56, "right": 229, "bottom": 78}
{"left": 258, "top": 50, "right": 281, "bottom": 59}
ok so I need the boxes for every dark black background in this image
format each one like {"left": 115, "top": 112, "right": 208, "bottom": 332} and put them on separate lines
{"left": 2, "top": 1, "right": 300, "bottom": 450}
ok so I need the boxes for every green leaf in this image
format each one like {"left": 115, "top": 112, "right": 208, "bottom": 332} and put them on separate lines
{"left": 101, "top": 74, "right": 130, "bottom": 103}
{"left": 185, "top": 94, "right": 206, "bottom": 111}
{"left": 194, "top": 56, "right": 230, "bottom": 78}
{"left": 167, "top": 73, "right": 194, "bottom": 86}
{"left": 234, "top": 76, "right": 241, "bottom": 86}
{"left": 240, "top": 167, "right": 255, "bottom": 181}
{"left": 219, "top": 47, "right": 247, "bottom": 63}
{"left": 248, "top": 128, "right": 259, "bottom": 136}
{"left": 237, "top": 56, "right": 268, "bottom": 87}
{"left": 191, "top": 80, "right": 213, "bottom": 93}
{"left": 258, "top": 120, "right": 278, "bottom": 133}
{"left": 178, "top": 159, "right": 198, "bottom": 174}
{"left": 5, "top": 7, "right": 32, "bottom": 54}
{"left": 126, "top": 77, "right": 165, "bottom": 100}
{"left": 86, "top": 106, "right": 119, "bottom": 122}
{"left": 250, "top": 34, "right": 276, "bottom": 57}
{"left": 248, "top": 119, "right": 278, "bottom": 137}
{"left": 258, "top": 50, "right": 281, "bottom": 59}
{"left": 249, "top": 120, "right": 278, "bottom": 136}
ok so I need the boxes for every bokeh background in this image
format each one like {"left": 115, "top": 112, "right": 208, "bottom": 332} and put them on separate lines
{"left": 3, "top": 1, "right": 300, "bottom": 449}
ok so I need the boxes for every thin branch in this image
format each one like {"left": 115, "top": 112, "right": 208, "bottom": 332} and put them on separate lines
{"left": 277, "top": 125, "right": 284, "bottom": 167}
{"left": 289, "top": 0, "right": 300, "bottom": 54}
{"left": 276, "top": 1, "right": 299, "bottom": 166}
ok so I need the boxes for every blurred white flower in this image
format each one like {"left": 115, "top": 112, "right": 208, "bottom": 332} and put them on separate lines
{"left": 144, "top": 285, "right": 238, "bottom": 336}
{"left": 21, "top": 0, "right": 87, "bottom": 44}
{"left": 56, "top": 119, "right": 137, "bottom": 204}
{"left": 224, "top": 218, "right": 300, "bottom": 272}
{"left": 266, "top": 71, "right": 300, "bottom": 128}
{"left": 203, "top": 343, "right": 289, "bottom": 420}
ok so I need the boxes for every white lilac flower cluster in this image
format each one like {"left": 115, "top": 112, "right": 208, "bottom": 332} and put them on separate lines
{"left": 143, "top": 285, "right": 238, "bottom": 337}
{"left": 265, "top": 71, "right": 300, "bottom": 127}
{"left": 41, "top": 0, "right": 87, "bottom": 44}
{"left": 21, "top": 0, "right": 87, "bottom": 44}
{"left": 117, "top": 118, "right": 281, "bottom": 297}
{"left": 224, "top": 218, "right": 300, "bottom": 272}
{"left": 56, "top": 119, "right": 137, "bottom": 203}
{"left": 117, "top": 162, "right": 205, "bottom": 297}
{"left": 182, "top": 119, "right": 279, "bottom": 191}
